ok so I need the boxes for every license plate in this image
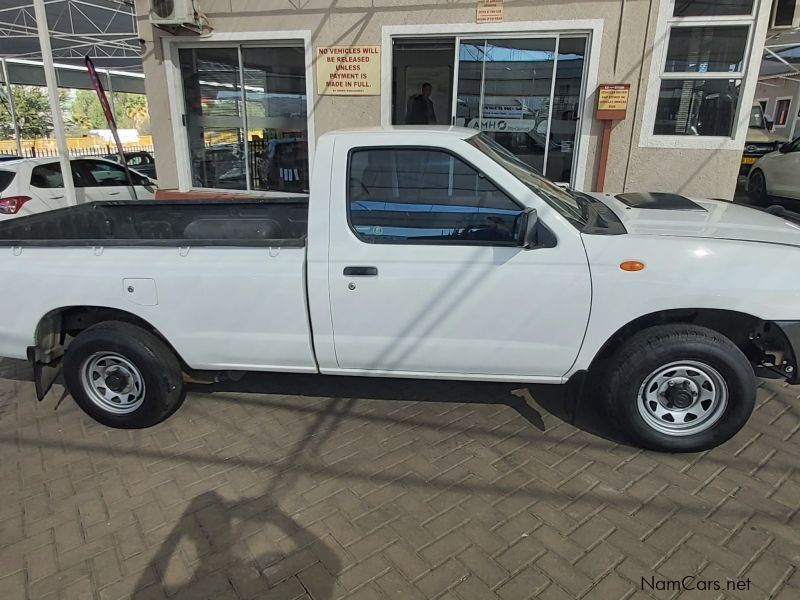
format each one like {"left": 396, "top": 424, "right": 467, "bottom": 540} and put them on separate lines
{"left": 742, "top": 157, "right": 757, "bottom": 165}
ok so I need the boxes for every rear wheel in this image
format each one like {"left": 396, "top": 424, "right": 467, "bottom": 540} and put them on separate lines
{"left": 63, "top": 321, "right": 185, "bottom": 428}
{"left": 604, "top": 325, "right": 756, "bottom": 452}
{"left": 748, "top": 169, "right": 769, "bottom": 206}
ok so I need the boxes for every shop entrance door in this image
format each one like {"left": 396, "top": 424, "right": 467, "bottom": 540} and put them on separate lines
{"left": 392, "top": 34, "right": 588, "bottom": 185}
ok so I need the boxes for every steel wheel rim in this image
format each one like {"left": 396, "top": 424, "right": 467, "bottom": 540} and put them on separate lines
{"left": 80, "top": 352, "right": 146, "bottom": 414}
{"left": 637, "top": 360, "right": 728, "bottom": 436}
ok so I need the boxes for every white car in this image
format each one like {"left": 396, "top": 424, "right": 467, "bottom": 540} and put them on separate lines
{"left": 1, "top": 127, "right": 799, "bottom": 454}
{"left": 0, "top": 157, "right": 155, "bottom": 219}
{"left": 747, "top": 137, "right": 800, "bottom": 204}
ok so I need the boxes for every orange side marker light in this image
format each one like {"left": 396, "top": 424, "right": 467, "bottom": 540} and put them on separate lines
{"left": 620, "top": 261, "right": 645, "bottom": 272}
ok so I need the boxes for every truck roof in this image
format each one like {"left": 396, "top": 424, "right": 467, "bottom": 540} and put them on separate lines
{"left": 322, "top": 125, "right": 478, "bottom": 139}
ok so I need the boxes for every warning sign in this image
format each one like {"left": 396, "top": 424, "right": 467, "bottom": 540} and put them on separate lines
{"left": 596, "top": 84, "right": 631, "bottom": 120}
{"left": 316, "top": 46, "right": 381, "bottom": 96}
{"left": 477, "top": 0, "right": 504, "bottom": 23}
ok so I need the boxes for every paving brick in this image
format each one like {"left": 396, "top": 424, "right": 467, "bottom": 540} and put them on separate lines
{"left": 457, "top": 545, "right": 508, "bottom": 588}
{"left": 536, "top": 552, "right": 593, "bottom": 597}
{"left": 415, "top": 558, "right": 469, "bottom": 598}
{"left": 495, "top": 566, "right": 550, "bottom": 600}
{"left": 382, "top": 541, "right": 430, "bottom": 581}
{"left": 0, "top": 357, "right": 798, "bottom": 600}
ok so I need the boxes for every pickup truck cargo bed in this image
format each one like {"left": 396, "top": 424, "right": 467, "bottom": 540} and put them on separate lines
{"left": 0, "top": 199, "right": 309, "bottom": 247}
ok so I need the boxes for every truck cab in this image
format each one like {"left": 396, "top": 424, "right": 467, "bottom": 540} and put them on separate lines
{"left": 2, "top": 127, "right": 800, "bottom": 453}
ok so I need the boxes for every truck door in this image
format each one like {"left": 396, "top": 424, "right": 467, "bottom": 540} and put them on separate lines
{"left": 325, "top": 137, "right": 592, "bottom": 380}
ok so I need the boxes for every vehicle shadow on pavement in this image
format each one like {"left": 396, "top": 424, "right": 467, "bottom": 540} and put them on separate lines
{"left": 131, "top": 491, "right": 341, "bottom": 599}
{"left": 186, "top": 370, "right": 633, "bottom": 447}
{"left": 0, "top": 357, "right": 634, "bottom": 447}
{"left": 131, "top": 395, "right": 354, "bottom": 599}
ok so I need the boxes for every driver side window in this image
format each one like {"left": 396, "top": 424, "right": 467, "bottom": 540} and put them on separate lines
{"left": 347, "top": 148, "right": 522, "bottom": 245}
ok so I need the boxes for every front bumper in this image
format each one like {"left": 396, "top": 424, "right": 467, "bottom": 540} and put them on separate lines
{"left": 772, "top": 321, "right": 800, "bottom": 384}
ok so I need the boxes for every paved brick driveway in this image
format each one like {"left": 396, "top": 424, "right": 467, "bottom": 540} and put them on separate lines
{"left": 0, "top": 357, "right": 798, "bottom": 600}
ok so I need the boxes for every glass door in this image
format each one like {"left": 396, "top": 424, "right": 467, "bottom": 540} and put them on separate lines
{"left": 452, "top": 35, "right": 587, "bottom": 184}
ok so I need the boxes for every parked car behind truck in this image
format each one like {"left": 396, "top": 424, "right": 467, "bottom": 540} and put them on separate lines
{"left": 741, "top": 103, "right": 787, "bottom": 176}
{"left": 747, "top": 135, "right": 800, "bottom": 204}
{"left": 0, "top": 157, "right": 155, "bottom": 218}
{"left": 1, "top": 127, "right": 799, "bottom": 453}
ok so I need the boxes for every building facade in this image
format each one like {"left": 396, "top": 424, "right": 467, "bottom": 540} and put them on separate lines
{"left": 134, "top": 0, "right": 773, "bottom": 198}
{"left": 755, "top": 76, "right": 800, "bottom": 141}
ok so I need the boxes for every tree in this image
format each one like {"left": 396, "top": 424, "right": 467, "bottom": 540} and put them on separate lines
{"left": 69, "top": 90, "right": 149, "bottom": 133}
{"left": 70, "top": 89, "right": 109, "bottom": 131}
{"left": 0, "top": 85, "right": 60, "bottom": 139}
{"left": 121, "top": 94, "right": 149, "bottom": 130}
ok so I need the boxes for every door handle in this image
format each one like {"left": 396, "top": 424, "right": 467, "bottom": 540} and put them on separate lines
{"left": 108, "top": 191, "right": 121, "bottom": 196}
{"left": 343, "top": 266, "right": 378, "bottom": 276}
{"left": 49, "top": 195, "right": 64, "bottom": 200}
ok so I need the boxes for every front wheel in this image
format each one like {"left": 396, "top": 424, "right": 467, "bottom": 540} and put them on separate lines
{"left": 604, "top": 325, "right": 756, "bottom": 452}
{"left": 63, "top": 321, "right": 185, "bottom": 428}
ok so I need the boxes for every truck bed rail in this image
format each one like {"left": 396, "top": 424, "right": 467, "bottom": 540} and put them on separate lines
{"left": 0, "top": 199, "right": 309, "bottom": 247}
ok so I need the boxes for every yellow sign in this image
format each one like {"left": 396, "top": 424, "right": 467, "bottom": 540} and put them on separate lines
{"left": 597, "top": 84, "right": 631, "bottom": 112}
{"left": 477, "top": 0, "right": 504, "bottom": 23}
{"left": 316, "top": 46, "right": 381, "bottom": 96}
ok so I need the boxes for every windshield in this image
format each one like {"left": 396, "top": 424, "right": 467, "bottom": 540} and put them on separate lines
{"left": 467, "top": 133, "right": 588, "bottom": 228}
{"left": 749, "top": 105, "right": 766, "bottom": 129}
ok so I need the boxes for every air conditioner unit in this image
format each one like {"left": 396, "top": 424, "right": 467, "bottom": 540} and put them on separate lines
{"left": 149, "top": 0, "right": 201, "bottom": 29}
{"left": 771, "top": 0, "right": 800, "bottom": 30}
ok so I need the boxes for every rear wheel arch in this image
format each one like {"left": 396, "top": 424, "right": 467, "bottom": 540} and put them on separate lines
{"left": 32, "top": 305, "right": 187, "bottom": 369}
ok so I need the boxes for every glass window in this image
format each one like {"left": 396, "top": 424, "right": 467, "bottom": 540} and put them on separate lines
{"left": 30, "top": 163, "right": 89, "bottom": 188}
{"left": 242, "top": 47, "right": 309, "bottom": 193}
{"left": 180, "top": 47, "right": 246, "bottom": 191}
{"left": 547, "top": 37, "right": 587, "bottom": 183}
{"left": 665, "top": 26, "right": 748, "bottom": 73}
{"left": 653, "top": 3, "right": 755, "bottom": 138}
{"left": 30, "top": 163, "right": 64, "bottom": 188}
{"left": 673, "top": 1, "right": 754, "bottom": 17}
{"left": 655, "top": 79, "right": 739, "bottom": 136}
{"left": 348, "top": 148, "right": 522, "bottom": 244}
{"left": 74, "top": 160, "right": 148, "bottom": 187}
{"left": 0, "top": 170, "right": 15, "bottom": 193}
{"left": 775, "top": 99, "right": 792, "bottom": 126}
{"left": 469, "top": 133, "right": 587, "bottom": 229}
{"left": 84, "top": 161, "right": 129, "bottom": 186}
{"left": 179, "top": 44, "right": 308, "bottom": 193}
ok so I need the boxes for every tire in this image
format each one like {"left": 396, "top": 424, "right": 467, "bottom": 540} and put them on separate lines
{"left": 63, "top": 321, "right": 185, "bottom": 428}
{"left": 748, "top": 169, "right": 769, "bottom": 206}
{"left": 604, "top": 324, "right": 756, "bottom": 452}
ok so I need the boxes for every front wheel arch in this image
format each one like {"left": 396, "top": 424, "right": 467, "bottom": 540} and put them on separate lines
{"left": 586, "top": 309, "right": 796, "bottom": 380}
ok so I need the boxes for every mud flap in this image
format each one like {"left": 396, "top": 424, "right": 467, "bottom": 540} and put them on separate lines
{"left": 27, "top": 347, "right": 63, "bottom": 401}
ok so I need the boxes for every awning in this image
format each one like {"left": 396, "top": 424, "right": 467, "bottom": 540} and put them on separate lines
{"left": 0, "top": 0, "right": 143, "bottom": 92}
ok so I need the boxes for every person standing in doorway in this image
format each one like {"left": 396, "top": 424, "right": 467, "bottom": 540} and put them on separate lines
{"left": 406, "top": 82, "right": 437, "bottom": 125}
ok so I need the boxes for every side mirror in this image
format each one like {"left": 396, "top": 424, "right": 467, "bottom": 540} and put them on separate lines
{"left": 779, "top": 143, "right": 791, "bottom": 153}
{"left": 516, "top": 207, "right": 539, "bottom": 249}
{"left": 138, "top": 177, "right": 153, "bottom": 187}
{"left": 766, "top": 119, "right": 774, "bottom": 131}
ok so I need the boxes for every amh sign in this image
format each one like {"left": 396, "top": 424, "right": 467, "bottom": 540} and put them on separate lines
{"left": 316, "top": 46, "right": 381, "bottom": 96}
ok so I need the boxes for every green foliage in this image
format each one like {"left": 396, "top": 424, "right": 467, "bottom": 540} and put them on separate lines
{"left": 0, "top": 85, "right": 59, "bottom": 139}
{"left": 0, "top": 85, "right": 149, "bottom": 139}
{"left": 70, "top": 90, "right": 150, "bottom": 133}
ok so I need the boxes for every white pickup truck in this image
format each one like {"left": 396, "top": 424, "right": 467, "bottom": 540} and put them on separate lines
{"left": 1, "top": 127, "right": 799, "bottom": 452}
